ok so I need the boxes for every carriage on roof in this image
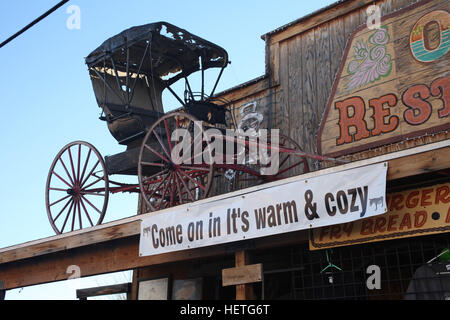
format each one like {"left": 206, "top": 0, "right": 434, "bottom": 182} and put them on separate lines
{"left": 45, "top": 22, "right": 312, "bottom": 235}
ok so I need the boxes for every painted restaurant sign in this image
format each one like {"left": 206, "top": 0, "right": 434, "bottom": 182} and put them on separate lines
{"left": 318, "top": 0, "right": 450, "bottom": 157}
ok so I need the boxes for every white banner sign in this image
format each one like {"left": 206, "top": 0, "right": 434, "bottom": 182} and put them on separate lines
{"left": 140, "top": 162, "right": 388, "bottom": 256}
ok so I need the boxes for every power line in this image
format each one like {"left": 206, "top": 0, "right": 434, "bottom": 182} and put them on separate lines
{"left": 0, "top": 0, "right": 70, "bottom": 49}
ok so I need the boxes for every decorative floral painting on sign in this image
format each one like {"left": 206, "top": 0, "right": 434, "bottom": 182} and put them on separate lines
{"left": 346, "top": 26, "right": 392, "bottom": 91}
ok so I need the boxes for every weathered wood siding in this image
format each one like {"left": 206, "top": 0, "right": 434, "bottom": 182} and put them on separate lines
{"left": 215, "top": 0, "right": 449, "bottom": 175}
{"left": 271, "top": 0, "right": 432, "bottom": 167}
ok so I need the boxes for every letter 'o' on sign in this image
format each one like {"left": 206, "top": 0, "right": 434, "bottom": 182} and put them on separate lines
{"left": 410, "top": 10, "right": 450, "bottom": 63}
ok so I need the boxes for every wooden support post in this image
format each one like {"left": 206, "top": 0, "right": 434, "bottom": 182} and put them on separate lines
{"left": 235, "top": 250, "right": 254, "bottom": 300}
{"left": 0, "top": 281, "right": 5, "bottom": 300}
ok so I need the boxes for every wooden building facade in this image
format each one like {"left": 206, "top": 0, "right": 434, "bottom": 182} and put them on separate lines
{"left": 0, "top": 0, "right": 449, "bottom": 301}
{"left": 132, "top": 0, "right": 450, "bottom": 300}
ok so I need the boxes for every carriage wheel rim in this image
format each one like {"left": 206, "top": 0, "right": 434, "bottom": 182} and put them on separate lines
{"left": 45, "top": 141, "right": 109, "bottom": 234}
{"left": 138, "top": 112, "right": 214, "bottom": 212}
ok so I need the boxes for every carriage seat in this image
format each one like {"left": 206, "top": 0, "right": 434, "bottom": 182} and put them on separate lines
{"left": 103, "top": 103, "right": 164, "bottom": 146}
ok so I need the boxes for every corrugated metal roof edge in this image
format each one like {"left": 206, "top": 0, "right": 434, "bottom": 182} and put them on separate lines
{"left": 260, "top": 0, "right": 351, "bottom": 40}
{"left": 214, "top": 75, "right": 268, "bottom": 99}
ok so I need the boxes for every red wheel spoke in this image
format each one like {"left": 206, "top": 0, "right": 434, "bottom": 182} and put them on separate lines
{"left": 158, "top": 172, "right": 172, "bottom": 210}
{"left": 175, "top": 170, "right": 195, "bottom": 201}
{"left": 58, "top": 157, "right": 74, "bottom": 185}
{"left": 79, "top": 148, "right": 92, "bottom": 186}
{"left": 144, "top": 144, "right": 170, "bottom": 163}
{"left": 177, "top": 168, "right": 206, "bottom": 191}
{"left": 79, "top": 197, "right": 94, "bottom": 227}
{"left": 77, "top": 200, "right": 82, "bottom": 230}
{"left": 49, "top": 187, "right": 69, "bottom": 192}
{"left": 144, "top": 173, "right": 170, "bottom": 200}
{"left": 169, "top": 172, "right": 176, "bottom": 207}
{"left": 77, "top": 144, "right": 82, "bottom": 184}
{"left": 67, "top": 147, "right": 78, "bottom": 185}
{"left": 80, "top": 160, "right": 100, "bottom": 188}
{"left": 141, "top": 161, "right": 165, "bottom": 167}
{"left": 164, "top": 119, "right": 173, "bottom": 153}
{"left": 49, "top": 194, "right": 71, "bottom": 207}
{"left": 71, "top": 199, "right": 78, "bottom": 231}
{"left": 142, "top": 169, "right": 169, "bottom": 184}
{"left": 60, "top": 200, "right": 75, "bottom": 233}
{"left": 81, "top": 175, "right": 104, "bottom": 190}
{"left": 52, "top": 171, "right": 73, "bottom": 188}
{"left": 53, "top": 198, "right": 73, "bottom": 222}
{"left": 174, "top": 172, "right": 183, "bottom": 205}
{"left": 152, "top": 129, "right": 171, "bottom": 160}
{"left": 81, "top": 195, "right": 103, "bottom": 215}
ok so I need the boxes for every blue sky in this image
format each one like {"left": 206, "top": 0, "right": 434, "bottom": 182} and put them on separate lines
{"left": 0, "top": 0, "right": 335, "bottom": 299}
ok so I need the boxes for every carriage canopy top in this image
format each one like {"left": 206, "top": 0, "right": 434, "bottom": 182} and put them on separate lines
{"left": 85, "top": 21, "right": 229, "bottom": 87}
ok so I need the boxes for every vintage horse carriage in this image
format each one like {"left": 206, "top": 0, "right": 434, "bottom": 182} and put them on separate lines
{"left": 45, "top": 22, "right": 318, "bottom": 235}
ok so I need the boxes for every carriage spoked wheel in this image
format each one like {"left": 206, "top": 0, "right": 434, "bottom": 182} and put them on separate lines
{"left": 138, "top": 112, "right": 214, "bottom": 211}
{"left": 45, "top": 141, "right": 109, "bottom": 234}
{"left": 236, "top": 133, "right": 309, "bottom": 186}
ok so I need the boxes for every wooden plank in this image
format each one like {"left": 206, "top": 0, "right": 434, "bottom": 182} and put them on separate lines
{"left": 315, "top": 23, "right": 332, "bottom": 118}
{"left": 234, "top": 250, "right": 254, "bottom": 300}
{"left": 288, "top": 36, "right": 304, "bottom": 176}
{"left": 343, "top": 6, "right": 361, "bottom": 43}
{"left": 329, "top": 17, "right": 346, "bottom": 85}
{"left": 324, "top": 131, "right": 449, "bottom": 165}
{"left": 76, "top": 282, "right": 131, "bottom": 300}
{"left": 391, "top": 0, "right": 420, "bottom": 11}
{"left": 0, "top": 220, "right": 141, "bottom": 264}
{"left": 222, "top": 263, "right": 263, "bottom": 287}
{"left": 269, "top": 41, "right": 280, "bottom": 86}
{"left": 301, "top": 30, "right": 318, "bottom": 168}
{"left": 279, "top": 41, "right": 290, "bottom": 137}
{"left": 387, "top": 146, "right": 450, "bottom": 181}
{"left": 267, "top": 0, "right": 374, "bottom": 44}
{"left": 0, "top": 229, "right": 307, "bottom": 291}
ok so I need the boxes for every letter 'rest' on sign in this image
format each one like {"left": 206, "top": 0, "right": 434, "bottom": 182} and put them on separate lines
{"left": 317, "top": 0, "right": 450, "bottom": 158}
{"left": 139, "top": 162, "right": 388, "bottom": 257}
